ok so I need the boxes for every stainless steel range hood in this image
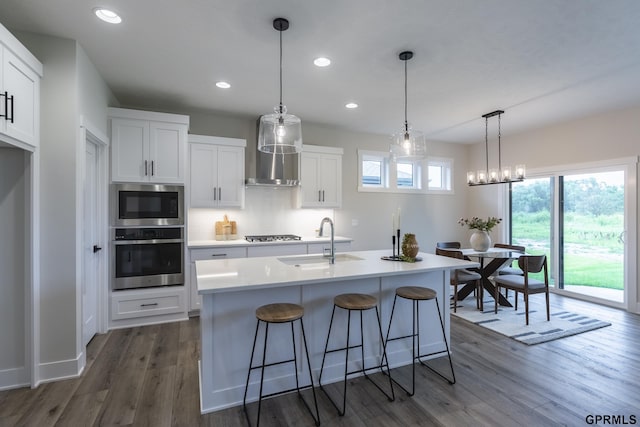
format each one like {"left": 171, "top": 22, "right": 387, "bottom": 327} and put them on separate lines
{"left": 245, "top": 118, "right": 300, "bottom": 187}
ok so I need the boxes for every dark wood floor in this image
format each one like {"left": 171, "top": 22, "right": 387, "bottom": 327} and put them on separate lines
{"left": 2, "top": 294, "right": 639, "bottom": 426}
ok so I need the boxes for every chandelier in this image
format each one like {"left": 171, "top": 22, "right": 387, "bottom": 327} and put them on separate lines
{"left": 467, "top": 110, "right": 525, "bottom": 186}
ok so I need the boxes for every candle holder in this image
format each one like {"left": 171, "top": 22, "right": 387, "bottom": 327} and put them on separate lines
{"left": 392, "top": 235, "right": 396, "bottom": 258}
{"left": 396, "top": 229, "right": 401, "bottom": 258}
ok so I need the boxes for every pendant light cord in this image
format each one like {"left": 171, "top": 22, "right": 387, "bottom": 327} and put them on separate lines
{"left": 404, "top": 58, "right": 408, "bottom": 132}
{"left": 279, "top": 28, "right": 283, "bottom": 113}
{"left": 485, "top": 116, "right": 489, "bottom": 173}
{"left": 497, "top": 112, "right": 502, "bottom": 171}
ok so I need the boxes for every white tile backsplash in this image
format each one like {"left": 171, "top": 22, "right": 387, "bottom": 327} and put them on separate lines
{"left": 188, "top": 186, "right": 334, "bottom": 241}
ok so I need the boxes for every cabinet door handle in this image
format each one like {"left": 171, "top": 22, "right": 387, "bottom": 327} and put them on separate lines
{"left": 140, "top": 303, "right": 159, "bottom": 307}
{"left": 218, "top": 187, "right": 222, "bottom": 200}
{"left": 151, "top": 160, "right": 154, "bottom": 176}
{"left": 144, "top": 160, "right": 148, "bottom": 176}
{"left": 213, "top": 187, "right": 217, "bottom": 200}
{"left": 322, "top": 190, "right": 325, "bottom": 202}
{"left": 8, "top": 94, "right": 13, "bottom": 123}
{"left": 0, "top": 91, "right": 10, "bottom": 122}
{"left": 210, "top": 253, "right": 227, "bottom": 257}
{"left": 318, "top": 190, "right": 321, "bottom": 202}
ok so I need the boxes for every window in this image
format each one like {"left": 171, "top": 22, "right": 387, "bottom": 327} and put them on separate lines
{"left": 427, "top": 157, "right": 453, "bottom": 192}
{"left": 359, "top": 151, "right": 388, "bottom": 188}
{"left": 357, "top": 150, "right": 453, "bottom": 194}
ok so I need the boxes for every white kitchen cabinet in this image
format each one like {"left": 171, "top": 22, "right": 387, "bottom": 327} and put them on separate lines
{"left": 109, "top": 107, "right": 189, "bottom": 183}
{"left": 307, "top": 241, "right": 351, "bottom": 255}
{"left": 188, "top": 246, "right": 247, "bottom": 311}
{"left": 298, "top": 145, "right": 343, "bottom": 208}
{"left": 246, "top": 244, "right": 307, "bottom": 258}
{"left": 0, "top": 24, "right": 42, "bottom": 149}
{"left": 109, "top": 286, "right": 187, "bottom": 328}
{"left": 189, "top": 134, "right": 246, "bottom": 208}
{"left": 186, "top": 240, "right": 352, "bottom": 313}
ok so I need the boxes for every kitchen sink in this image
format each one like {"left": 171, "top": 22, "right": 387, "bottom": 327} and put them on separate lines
{"left": 277, "top": 253, "right": 364, "bottom": 266}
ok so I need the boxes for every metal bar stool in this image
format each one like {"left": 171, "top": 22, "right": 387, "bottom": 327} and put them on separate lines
{"left": 383, "top": 286, "right": 455, "bottom": 396}
{"left": 243, "top": 303, "right": 320, "bottom": 427}
{"left": 318, "top": 293, "right": 395, "bottom": 416}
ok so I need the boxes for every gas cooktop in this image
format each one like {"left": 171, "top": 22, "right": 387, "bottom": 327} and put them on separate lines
{"left": 244, "top": 234, "right": 302, "bottom": 243}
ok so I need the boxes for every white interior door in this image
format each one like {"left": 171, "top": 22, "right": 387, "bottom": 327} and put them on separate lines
{"left": 82, "top": 141, "right": 99, "bottom": 346}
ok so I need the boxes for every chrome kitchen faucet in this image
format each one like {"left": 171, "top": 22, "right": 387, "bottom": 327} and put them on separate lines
{"left": 318, "top": 217, "right": 335, "bottom": 264}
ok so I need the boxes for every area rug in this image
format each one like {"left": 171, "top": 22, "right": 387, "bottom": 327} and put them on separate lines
{"left": 451, "top": 298, "right": 611, "bottom": 345}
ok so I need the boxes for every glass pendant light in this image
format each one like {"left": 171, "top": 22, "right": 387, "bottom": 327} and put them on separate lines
{"left": 390, "top": 51, "right": 426, "bottom": 160}
{"left": 257, "top": 18, "right": 302, "bottom": 154}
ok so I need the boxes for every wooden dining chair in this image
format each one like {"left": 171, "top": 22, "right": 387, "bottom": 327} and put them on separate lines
{"left": 435, "top": 248, "right": 482, "bottom": 311}
{"left": 493, "top": 254, "right": 549, "bottom": 325}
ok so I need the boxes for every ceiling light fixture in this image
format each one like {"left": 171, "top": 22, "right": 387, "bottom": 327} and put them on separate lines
{"left": 467, "top": 110, "right": 525, "bottom": 186}
{"left": 313, "top": 57, "right": 331, "bottom": 67}
{"left": 93, "top": 8, "right": 122, "bottom": 24}
{"left": 389, "top": 51, "right": 426, "bottom": 160}
{"left": 215, "top": 81, "right": 231, "bottom": 89}
{"left": 257, "top": 18, "right": 302, "bottom": 154}
{"left": 345, "top": 102, "right": 358, "bottom": 109}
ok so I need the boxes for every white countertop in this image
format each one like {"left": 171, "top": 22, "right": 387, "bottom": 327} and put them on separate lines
{"left": 188, "top": 235, "right": 353, "bottom": 248}
{"left": 196, "top": 249, "right": 479, "bottom": 294}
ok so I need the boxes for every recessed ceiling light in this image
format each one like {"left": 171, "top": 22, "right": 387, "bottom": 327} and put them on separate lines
{"left": 215, "top": 81, "right": 231, "bottom": 89}
{"left": 313, "top": 57, "right": 331, "bottom": 67}
{"left": 94, "top": 8, "right": 122, "bottom": 24}
{"left": 345, "top": 102, "right": 358, "bottom": 109}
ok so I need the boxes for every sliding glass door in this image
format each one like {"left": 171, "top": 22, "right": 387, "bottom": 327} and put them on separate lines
{"left": 560, "top": 171, "right": 624, "bottom": 302}
{"left": 511, "top": 168, "right": 627, "bottom": 304}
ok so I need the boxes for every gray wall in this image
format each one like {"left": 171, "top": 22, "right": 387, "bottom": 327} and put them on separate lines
{"left": 0, "top": 148, "right": 27, "bottom": 376}
{"left": 19, "top": 33, "right": 80, "bottom": 365}
{"left": 17, "top": 32, "right": 117, "bottom": 376}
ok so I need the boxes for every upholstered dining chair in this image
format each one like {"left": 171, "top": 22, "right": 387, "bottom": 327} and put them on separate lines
{"left": 435, "top": 248, "right": 482, "bottom": 312}
{"left": 494, "top": 243, "right": 526, "bottom": 276}
{"left": 493, "top": 254, "right": 549, "bottom": 325}
{"left": 493, "top": 243, "right": 526, "bottom": 299}
{"left": 436, "top": 241, "right": 461, "bottom": 249}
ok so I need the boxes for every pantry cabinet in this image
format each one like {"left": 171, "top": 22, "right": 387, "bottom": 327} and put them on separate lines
{"left": 298, "top": 145, "right": 343, "bottom": 208}
{"left": 109, "top": 108, "right": 189, "bottom": 183}
{"left": 0, "top": 24, "right": 42, "bottom": 150}
{"left": 189, "top": 134, "right": 245, "bottom": 208}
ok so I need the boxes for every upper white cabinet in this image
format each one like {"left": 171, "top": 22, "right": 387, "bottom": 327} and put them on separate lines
{"left": 109, "top": 107, "right": 189, "bottom": 183}
{"left": 189, "top": 134, "right": 246, "bottom": 208}
{"left": 0, "top": 23, "right": 42, "bottom": 150}
{"left": 298, "top": 144, "right": 343, "bottom": 208}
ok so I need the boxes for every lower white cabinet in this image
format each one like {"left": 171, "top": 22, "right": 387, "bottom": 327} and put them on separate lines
{"left": 189, "top": 246, "right": 247, "bottom": 311}
{"left": 307, "top": 241, "right": 351, "bottom": 255}
{"left": 110, "top": 287, "right": 187, "bottom": 328}
{"left": 188, "top": 240, "right": 352, "bottom": 312}
{"left": 246, "top": 244, "right": 307, "bottom": 258}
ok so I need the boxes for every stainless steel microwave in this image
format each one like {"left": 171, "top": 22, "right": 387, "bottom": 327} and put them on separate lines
{"left": 111, "top": 183, "right": 184, "bottom": 226}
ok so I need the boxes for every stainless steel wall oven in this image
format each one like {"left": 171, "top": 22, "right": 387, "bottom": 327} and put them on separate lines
{"left": 112, "top": 227, "right": 184, "bottom": 290}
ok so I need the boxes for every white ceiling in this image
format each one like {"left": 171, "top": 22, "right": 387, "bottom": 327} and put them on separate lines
{"left": 1, "top": 0, "right": 640, "bottom": 143}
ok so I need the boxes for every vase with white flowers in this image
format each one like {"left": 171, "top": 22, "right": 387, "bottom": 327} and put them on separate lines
{"left": 458, "top": 216, "right": 502, "bottom": 251}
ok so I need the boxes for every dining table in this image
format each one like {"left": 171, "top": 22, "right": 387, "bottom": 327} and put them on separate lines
{"left": 456, "top": 247, "right": 525, "bottom": 307}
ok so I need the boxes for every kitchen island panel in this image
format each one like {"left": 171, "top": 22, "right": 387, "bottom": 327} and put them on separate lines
{"left": 197, "top": 250, "right": 476, "bottom": 413}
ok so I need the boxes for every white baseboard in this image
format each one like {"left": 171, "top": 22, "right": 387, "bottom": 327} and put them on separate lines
{"left": 35, "top": 351, "right": 85, "bottom": 386}
{"left": 0, "top": 366, "right": 29, "bottom": 391}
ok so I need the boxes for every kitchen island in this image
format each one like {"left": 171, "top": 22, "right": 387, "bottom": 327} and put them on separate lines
{"left": 196, "top": 249, "right": 478, "bottom": 413}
